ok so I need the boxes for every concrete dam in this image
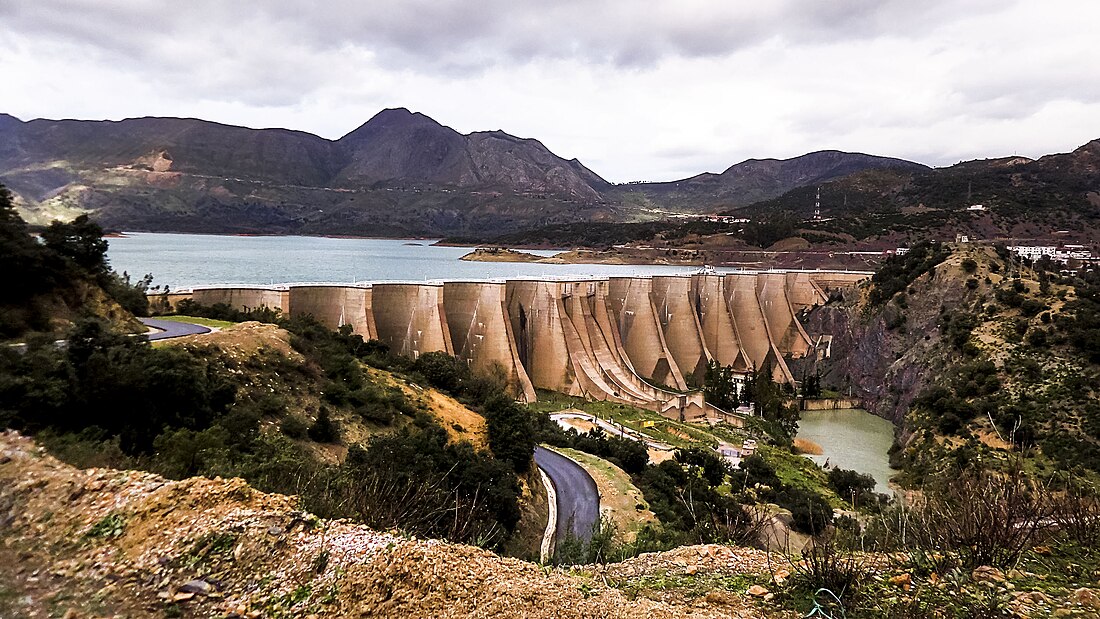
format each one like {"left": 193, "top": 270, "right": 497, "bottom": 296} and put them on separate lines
{"left": 164, "top": 271, "right": 866, "bottom": 422}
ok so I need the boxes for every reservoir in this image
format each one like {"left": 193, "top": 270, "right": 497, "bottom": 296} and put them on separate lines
{"left": 107, "top": 232, "right": 708, "bottom": 289}
{"left": 796, "top": 409, "right": 897, "bottom": 495}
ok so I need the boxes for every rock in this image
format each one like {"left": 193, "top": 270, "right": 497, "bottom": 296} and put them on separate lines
{"left": 684, "top": 564, "right": 698, "bottom": 575}
{"left": 172, "top": 592, "right": 195, "bottom": 602}
{"left": 178, "top": 579, "right": 213, "bottom": 595}
{"left": 972, "top": 566, "right": 1006, "bottom": 583}
{"left": 1074, "top": 587, "right": 1100, "bottom": 610}
{"left": 1033, "top": 545, "right": 1053, "bottom": 556}
{"left": 747, "top": 584, "right": 769, "bottom": 597}
{"left": 267, "top": 525, "right": 285, "bottom": 535}
{"left": 704, "top": 591, "right": 732, "bottom": 605}
{"left": 1014, "top": 591, "right": 1050, "bottom": 605}
{"left": 889, "top": 573, "right": 912, "bottom": 588}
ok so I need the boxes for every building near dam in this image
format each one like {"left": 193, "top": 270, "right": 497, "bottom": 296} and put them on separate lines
{"left": 158, "top": 271, "right": 866, "bottom": 423}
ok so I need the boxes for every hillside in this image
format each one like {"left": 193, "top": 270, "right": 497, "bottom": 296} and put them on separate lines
{"left": 0, "top": 184, "right": 146, "bottom": 338}
{"left": 741, "top": 140, "right": 1100, "bottom": 245}
{"left": 612, "top": 150, "right": 929, "bottom": 213}
{"left": 1, "top": 110, "right": 943, "bottom": 237}
{"left": 0, "top": 109, "right": 614, "bottom": 236}
{"left": 804, "top": 242, "right": 1100, "bottom": 479}
{"left": 0, "top": 430, "right": 778, "bottom": 619}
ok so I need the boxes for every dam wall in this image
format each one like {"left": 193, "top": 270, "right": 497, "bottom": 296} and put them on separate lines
{"left": 444, "top": 282, "right": 536, "bottom": 403}
{"left": 651, "top": 276, "right": 711, "bottom": 385}
{"left": 191, "top": 287, "right": 288, "bottom": 313}
{"left": 371, "top": 283, "right": 453, "bottom": 359}
{"left": 287, "top": 286, "right": 375, "bottom": 339}
{"left": 156, "top": 270, "right": 863, "bottom": 422}
{"left": 691, "top": 274, "right": 749, "bottom": 372}
{"left": 606, "top": 277, "right": 687, "bottom": 391}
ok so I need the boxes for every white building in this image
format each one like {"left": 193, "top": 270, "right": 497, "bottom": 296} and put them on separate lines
{"left": 1055, "top": 245, "right": 1093, "bottom": 262}
{"left": 1008, "top": 245, "right": 1057, "bottom": 260}
{"left": 1008, "top": 245, "right": 1092, "bottom": 263}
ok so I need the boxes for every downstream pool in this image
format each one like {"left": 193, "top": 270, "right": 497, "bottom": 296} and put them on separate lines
{"left": 796, "top": 408, "right": 898, "bottom": 495}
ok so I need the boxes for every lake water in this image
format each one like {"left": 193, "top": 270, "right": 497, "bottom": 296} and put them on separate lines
{"left": 106, "top": 232, "right": 710, "bottom": 289}
{"left": 796, "top": 409, "right": 897, "bottom": 495}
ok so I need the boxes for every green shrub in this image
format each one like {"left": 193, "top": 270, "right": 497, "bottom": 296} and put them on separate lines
{"left": 308, "top": 408, "right": 340, "bottom": 443}
{"left": 280, "top": 416, "right": 309, "bottom": 439}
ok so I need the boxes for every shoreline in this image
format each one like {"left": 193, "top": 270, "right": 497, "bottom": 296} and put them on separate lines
{"left": 115, "top": 230, "right": 442, "bottom": 242}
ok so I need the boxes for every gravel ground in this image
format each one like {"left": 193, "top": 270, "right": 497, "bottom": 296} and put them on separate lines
{"left": 0, "top": 430, "right": 782, "bottom": 618}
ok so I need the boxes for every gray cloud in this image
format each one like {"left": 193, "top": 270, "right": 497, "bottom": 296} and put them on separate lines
{"left": 2, "top": 0, "right": 1099, "bottom": 182}
{"left": 3, "top": 0, "right": 1006, "bottom": 75}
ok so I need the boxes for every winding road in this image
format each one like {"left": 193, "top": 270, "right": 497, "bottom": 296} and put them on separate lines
{"left": 140, "top": 318, "right": 212, "bottom": 340}
{"left": 534, "top": 446, "right": 599, "bottom": 544}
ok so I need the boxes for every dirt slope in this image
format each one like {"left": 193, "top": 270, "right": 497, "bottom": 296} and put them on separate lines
{"left": 0, "top": 431, "right": 780, "bottom": 618}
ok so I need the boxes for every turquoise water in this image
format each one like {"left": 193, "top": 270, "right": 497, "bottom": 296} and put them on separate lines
{"left": 106, "top": 233, "right": 706, "bottom": 289}
{"left": 796, "top": 409, "right": 898, "bottom": 495}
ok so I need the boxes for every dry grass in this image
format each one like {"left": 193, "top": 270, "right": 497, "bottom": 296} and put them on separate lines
{"left": 792, "top": 438, "right": 824, "bottom": 455}
{"left": 365, "top": 366, "right": 489, "bottom": 449}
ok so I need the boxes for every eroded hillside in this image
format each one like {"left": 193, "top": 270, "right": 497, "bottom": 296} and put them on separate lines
{"left": 0, "top": 431, "right": 779, "bottom": 619}
{"left": 806, "top": 241, "right": 1100, "bottom": 479}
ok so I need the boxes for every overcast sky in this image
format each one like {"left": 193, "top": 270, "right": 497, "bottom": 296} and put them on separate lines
{"left": 2, "top": 1, "right": 1099, "bottom": 182}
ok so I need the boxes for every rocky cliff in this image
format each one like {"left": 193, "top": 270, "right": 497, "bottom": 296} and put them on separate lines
{"left": 802, "top": 245, "right": 983, "bottom": 426}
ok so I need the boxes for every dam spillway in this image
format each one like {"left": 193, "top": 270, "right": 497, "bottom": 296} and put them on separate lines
{"left": 162, "top": 271, "right": 867, "bottom": 421}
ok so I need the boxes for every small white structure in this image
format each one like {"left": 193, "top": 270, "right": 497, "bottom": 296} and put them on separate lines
{"left": 966, "top": 204, "right": 986, "bottom": 212}
{"left": 1055, "top": 245, "right": 1093, "bottom": 262}
{"left": 1008, "top": 244, "right": 1092, "bottom": 264}
{"left": 1008, "top": 245, "right": 1057, "bottom": 260}
{"left": 956, "top": 234, "right": 970, "bottom": 243}
{"left": 741, "top": 439, "right": 757, "bottom": 456}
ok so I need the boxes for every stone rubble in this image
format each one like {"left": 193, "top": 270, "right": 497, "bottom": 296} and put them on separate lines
{"left": 0, "top": 430, "right": 779, "bottom": 618}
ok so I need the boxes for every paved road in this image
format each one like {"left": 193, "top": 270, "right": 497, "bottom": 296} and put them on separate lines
{"left": 534, "top": 446, "right": 599, "bottom": 544}
{"left": 140, "top": 318, "right": 212, "bottom": 341}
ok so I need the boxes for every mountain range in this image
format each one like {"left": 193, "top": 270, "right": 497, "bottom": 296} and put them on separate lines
{"left": 0, "top": 108, "right": 934, "bottom": 236}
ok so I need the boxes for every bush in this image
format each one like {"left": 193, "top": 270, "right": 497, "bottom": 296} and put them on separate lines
{"left": 280, "top": 416, "right": 309, "bottom": 439}
{"left": 412, "top": 351, "right": 470, "bottom": 392}
{"left": 961, "top": 258, "right": 978, "bottom": 273}
{"left": 827, "top": 468, "right": 878, "bottom": 507}
{"left": 886, "top": 463, "right": 1055, "bottom": 571}
{"left": 483, "top": 393, "right": 536, "bottom": 473}
{"left": 778, "top": 487, "right": 833, "bottom": 534}
{"left": 338, "top": 419, "right": 520, "bottom": 548}
{"left": 308, "top": 408, "right": 340, "bottom": 443}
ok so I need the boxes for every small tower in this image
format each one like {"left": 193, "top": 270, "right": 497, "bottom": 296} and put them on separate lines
{"left": 813, "top": 186, "right": 821, "bottom": 221}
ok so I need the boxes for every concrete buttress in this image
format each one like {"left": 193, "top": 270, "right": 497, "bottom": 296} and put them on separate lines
{"left": 370, "top": 283, "right": 453, "bottom": 359}
{"left": 287, "top": 286, "right": 373, "bottom": 339}
{"left": 443, "top": 282, "right": 536, "bottom": 403}
{"left": 605, "top": 277, "right": 687, "bottom": 390}
{"left": 651, "top": 276, "right": 712, "bottom": 385}
{"left": 192, "top": 287, "right": 288, "bottom": 314}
